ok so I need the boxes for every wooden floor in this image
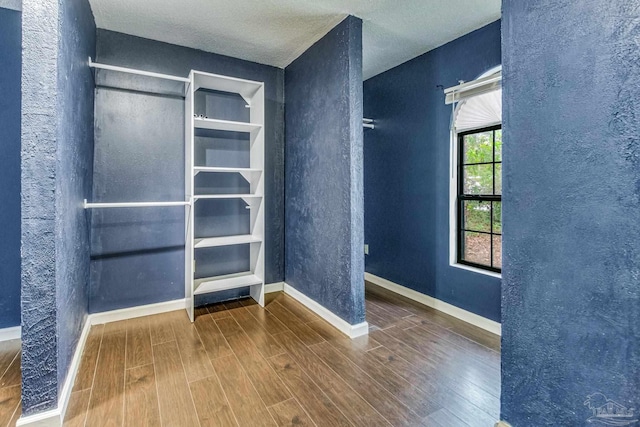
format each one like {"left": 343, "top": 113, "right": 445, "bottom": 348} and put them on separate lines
{"left": 0, "top": 338, "right": 21, "bottom": 427}
{"left": 59, "top": 283, "right": 497, "bottom": 426}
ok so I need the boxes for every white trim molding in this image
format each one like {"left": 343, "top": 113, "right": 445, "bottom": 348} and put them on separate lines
{"left": 0, "top": 326, "right": 20, "bottom": 342}
{"left": 89, "top": 299, "right": 186, "bottom": 325}
{"left": 265, "top": 281, "right": 368, "bottom": 339}
{"left": 452, "top": 261, "right": 501, "bottom": 279}
{"left": 58, "top": 318, "right": 92, "bottom": 424}
{"left": 16, "top": 409, "right": 61, "bottom": 427}
{"left": 365, "top": 272, "right": 501, "bottom": 336}
{"left": 449, "top": 121, "right": 502, "bottom": 280}
{"left": 0, "top": 0, "right": 22, "bottom": 12}
{"left": 282, "top": 283, "right": 369, "bottom": 339}
{"left": 448, "top": 67, "right": 503, "bottom": 280}
{"left": 17, "top": 285, "right": 370, "bottom": 425}
{"left": 18, "top": 299, "right": 187, "bottom": 426}
{"left": 264, "top": 282, "right": 285, "bottom": 293}
{"left": 16, "top": 317, "right": 91, "bottom": 427}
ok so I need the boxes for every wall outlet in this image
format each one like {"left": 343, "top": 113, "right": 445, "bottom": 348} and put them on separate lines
{"left": 364, "top": 244, "right": 369, "bottom": 255}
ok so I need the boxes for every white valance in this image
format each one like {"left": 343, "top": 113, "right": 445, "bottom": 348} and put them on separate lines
{"left": 444, "top": 72, "right": 501, "bottom": 105}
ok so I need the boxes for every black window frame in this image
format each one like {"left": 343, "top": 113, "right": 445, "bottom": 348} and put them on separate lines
{"left": 457, "top": 124, "right": 502, "bottom": 273}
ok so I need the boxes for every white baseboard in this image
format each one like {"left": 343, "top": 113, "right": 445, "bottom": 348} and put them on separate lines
{"left": 89, "top": 299, "right": 186, "bottom": 326}
{"left": 56, "top": 316, "right": 91, "bottom": 425}
{"left": 16, "top": 317, "right": 91, "bottom": 427}
{"left": 17, "top": 284, "right": 372, "bottom": 425}
{"left": 0, "top": 326, "right": 20, "bottom": 342}
{"left": 15, "top": 409, "right": 61, "bottom": 427}
{"left": 365, "top": 272, "right": 501, "bottom": 336}
{"left": 18, "top": 299, "right": 187, "bottom": 426}
{"left": 282, "top": 283, "right": 369, "bottom": 339}
{"left": 264, "top": 282, "right": 284, "bottom": 293}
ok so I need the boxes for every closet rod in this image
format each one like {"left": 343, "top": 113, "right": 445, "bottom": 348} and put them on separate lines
{"left": 88, "top": 57, "right": 190, "bottom": 83}
{"left": 84, "top": 199, "right": 190, "bottom": 209}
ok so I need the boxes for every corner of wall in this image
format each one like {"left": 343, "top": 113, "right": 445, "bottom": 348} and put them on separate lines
{"left": 20, "top": 0, "right": 97, "bottom": 416}
{"left": 284, "top": 14, "right": 365, "bottom": 326}
{"left": 21, "top": 0, "right": 61, "bottom": 413}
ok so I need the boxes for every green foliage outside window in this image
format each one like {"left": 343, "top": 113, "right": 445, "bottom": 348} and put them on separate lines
{"left": 458, "top": 126, "right": 502, "bottom": 271}
{"left": 462, "top": 130, "right": 502, "bottom": 234}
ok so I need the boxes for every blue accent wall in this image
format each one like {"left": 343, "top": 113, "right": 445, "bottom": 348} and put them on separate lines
{"left": 363, "top": 20, "right": 502, "bottom": 322}
{"left": 90, "top": 30, "right": 285, "bottom": 312}
{"left": 55, "top": 0, "right": 96, "bottom": 394}
{"left": 0, "top": 7, "right": 21, "bottom": 329}
{"left": 285, "top": 16, "right": 365, "bottom": 325}
{"left": 501, "top": 1, "right": 640, "bottom": 425}
{"left": 21, "top": 0, "right": 96, "bottom": 414}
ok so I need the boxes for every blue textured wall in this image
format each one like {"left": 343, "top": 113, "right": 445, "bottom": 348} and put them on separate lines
{"left": 285, "top": 16, "right": 365, "bottom": 325}
{"left": 363, "top": 21, "right": 502, "bottom": 322}
{"left": 55, "top": 0, "right": 96, "bottom": 395}
{"left": 91, "top": 30, "right": 285, "bottom": 312}
{"left": 0, "top": 7, "right": 21, "bottom": 329}
{"left": 501, "top": 1, "right": 640, "bottom": 425}
{"left": 21, "top": 0, "right": 61, "bottom": 413}
{"left": 21, "top": 0, "right": 95, "bottom": 414}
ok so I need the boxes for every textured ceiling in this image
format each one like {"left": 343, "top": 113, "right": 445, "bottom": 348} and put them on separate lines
{"left": 88, "top": 0, "right": 501, "bottom": 80}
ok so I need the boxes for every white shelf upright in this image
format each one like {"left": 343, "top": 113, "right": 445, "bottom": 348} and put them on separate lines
{"left": 185, "top": 71, "right": 265, "bottom": 322}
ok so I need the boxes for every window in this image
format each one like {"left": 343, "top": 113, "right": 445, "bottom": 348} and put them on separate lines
{"left": 446, "top": 66, "right": 502, "bottom": 276}
{"left": 457, "top": 125, "right": 502, "bottom": 272}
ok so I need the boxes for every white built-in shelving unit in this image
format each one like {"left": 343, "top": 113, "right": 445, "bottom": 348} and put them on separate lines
{"left": 185, "top": 71, "right": 265, "bottom": 322}
{"left": 84, "top": 58, "right": 265, "bottom": 323}
{"left": 81, "top": 60, "right": 375, "bottom": 323}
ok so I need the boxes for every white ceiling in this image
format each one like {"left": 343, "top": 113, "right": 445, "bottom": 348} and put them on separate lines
{"left": 88, "top": 0, "right": 501, "bottom": 80}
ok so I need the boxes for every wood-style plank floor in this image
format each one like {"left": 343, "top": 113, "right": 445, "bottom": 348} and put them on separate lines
{"left": 0, "top": 339, "right": 21, "bottom": 427}
{"left": 64, "top": 282, "right": 500, "bottom": 427}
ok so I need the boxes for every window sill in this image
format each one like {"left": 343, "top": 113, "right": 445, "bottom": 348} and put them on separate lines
{"left": 450, "top": 262, "right": 502, "bottom": 279}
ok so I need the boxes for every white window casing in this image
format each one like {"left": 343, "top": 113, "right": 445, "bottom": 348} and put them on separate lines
{"left": 446, "top": 67, "right": 502, "bottom": 278}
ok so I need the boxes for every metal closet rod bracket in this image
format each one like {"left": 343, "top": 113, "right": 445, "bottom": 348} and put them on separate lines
{"left": 363, "top": 118, "right": 375, "bottom": 129}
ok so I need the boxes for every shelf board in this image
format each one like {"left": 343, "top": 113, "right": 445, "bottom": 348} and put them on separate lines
{"left": 194, "top": 235, "right": 262, "bottom": 249}
{"left": 89, "top": 58, "right": 189, "bottom": 97}
{"left": 192, "top": 71, "right": 263, "bottom": 101}
{"left": 194, "top": 118, "right": 261, "bottom": 133}
{"left": 194, "top": 167, "right": 262, "bottom": 175}
{"left": 194, "top": 272, "right": 263, "bottom": 295}
{"left": 90, "top": 58, "right": 190, "bottom": 83}
{"left": 193, "top": 194, "right": 262, "bottom": 200}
